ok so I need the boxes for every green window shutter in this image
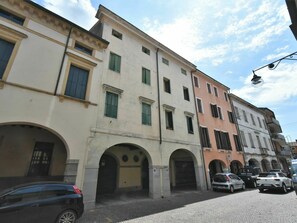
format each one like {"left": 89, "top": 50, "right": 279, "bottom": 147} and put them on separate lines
{"left": 142, "top": 103, "right": 151, "bottom": 125}
{"left": 109, "top": 53, "right": 121, "bottom": 73}
{"left": 105, "top": 92, "right": 118, "bottom": 118}
{"left": 142, "top": 68, "right": 151, "bottom": 85}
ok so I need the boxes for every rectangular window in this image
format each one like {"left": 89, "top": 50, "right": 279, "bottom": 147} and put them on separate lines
{"left": 207, "top": 83, "right": 212, "bottom": 94}
{"left": 183, "top": 87, "right": 190, "bottom": 101}
{"left": 200, "top": 127, "right": 211, "bottom": 147}
{"left": 65, "top": 65, "right": 89, "bottom": 100}
{"left": 224, "top": 92, "right": 228, "bottom": 101}
{"left": 263, "top": 137, "right": 269, "bottom": 149}
{"left": 104, "top": 92, "right": 118, "bottom": 118}
{"left": 142, "top": 103, "right": 151, "bottom": 125}
{"left": 74, "top": 42, "right": 92, "bottom": 55}
{"left": 196, "top": 98, "right": 203, "bottom": 113}
{"left": 243, "top": 110, "right": 248, "bottom": 122}
{"left": 109, "top": 52, "right": 121, "bottom": 73}
{"left": 193, "top": 76, "right": 199, "bottom": 87}
{"left": 257, "top": 117, "right": 262, "bottom": 128}
{"left": 214, "top": 130, "right": 231, "bottom": 150}
{"left": 0, "top": 8, "right": 24, "bottom": 25}
{"left": 233, "top": 135, "right": 242, "bottom": 151}
{"left": 250, "top": 114, "right": 256, "bottom": 125}
{"left": 164, "top": 78, "right": 171, "bottom": 93}
{"left": 228, "top": 111, "right": 234, "bottom": 123}
{"left": 263, "top": 119, "right": 267, "bottom": 129}
{"left": 0, "top": 38, "right": 15, "bottom": 79}
{"left": 234, "top": 106, "right": 240, "bottom": 120}
{"left": 162, "top": 57, "right": 169, "bottom": 65}
{"left": 186, "top": 116, "right": 194, "bottom": 134}
{"left": 248, "top": 133, "right": 255, "bottom": 148}
{"left": 181, "top": 68, "right": 187, "bottom": 75}
{"left": 214, "top": 87, "right": 218, "bottom": 97}
{"left": 210, "top": 104, "right": 218, "bottom": 118}
{"left": 112, "top": 29, "right": 122, "bottom": 39}
{"left": 142, "top": 46, "right": 150, "bottom": 55}
{"left": 165, "top": 110, "right": 174, "bottom": 130}
{"left": 218, "top": 107, "right": 223, "bottom": 120}
{"left": 240, "top": 130, "right": 247, "bottom": 146}
{"left": 142, "top": 67, "right": 151, "bottom": 85}
{"left": 256, "top": 135, "right": 262, "bottom": 149}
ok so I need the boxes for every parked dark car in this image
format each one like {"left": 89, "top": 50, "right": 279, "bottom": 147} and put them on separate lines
{"left": 0, "top": 182, "right": 84, "bottom": 223}
{"left": 238, "top": 166, "right": 261, "bottom": 188}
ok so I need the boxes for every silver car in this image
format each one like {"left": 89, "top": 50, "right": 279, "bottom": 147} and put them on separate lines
{"left": 212, "top": 173, "right": 245, "bottom": 193}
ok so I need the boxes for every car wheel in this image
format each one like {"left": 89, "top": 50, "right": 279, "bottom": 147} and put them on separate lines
{"left": 242, "top": 184, "right": 246, "bottom": 191}
{"left": 259, "top": 188, "right": 264, "bottom": 193}
{"left": 282, "top": 184, "right": 287, "bottom": 193}
{"left": 56, "top": 210, "right": 77, "bottom": 223}
{"left": 230, "top": 186, "right": 234, "bottom": 193}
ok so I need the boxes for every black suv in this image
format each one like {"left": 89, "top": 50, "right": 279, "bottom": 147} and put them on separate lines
{"left": 0, "top": 182, "right": 84, "bottom": 223}
{"left": 238, "top": 166, "right": 261, "bottom": 188}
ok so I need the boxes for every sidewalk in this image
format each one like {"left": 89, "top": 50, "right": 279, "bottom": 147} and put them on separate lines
{"left": 77, "top": 190, "right": 229, "bottom": 223}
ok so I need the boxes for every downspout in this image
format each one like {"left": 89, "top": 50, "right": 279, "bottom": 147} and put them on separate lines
{"left": 54, "top": 27, "right": 72, "bottom": 95}
{"left": 156, "top": 48, "right": 162, "bottom": 144}
{"left": 190, "top": 70, "right": 209, "bottom": 190}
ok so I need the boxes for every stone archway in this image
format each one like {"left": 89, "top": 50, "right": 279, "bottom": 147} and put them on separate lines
{"left": 261, "top": 159, "right": 271, "bottom": 172}
{"left": 208, "top": 159, "right": 226, "bottom": 182}
{"left": 169, "top": 149, "right": 197, "bottom": 191}
{"left": 0, "top": 124, "right": 67, "bottom": 190}
{"left": 248, "top": 158, "right": 260, "bottom": 168}
{"left": 271, "top": 160, "right": 279, "bottom": 169}
{"left": 95, "top": 143, "right": 150, "bottom": 202}
{"left": 230, "top": 160, "right": 243, "bottom": 174}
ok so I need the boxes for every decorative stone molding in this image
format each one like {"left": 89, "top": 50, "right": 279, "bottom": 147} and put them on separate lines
{"left": 184, "top": 111, "right": 194, "bottom": 117}
{"left": 102, "top": 84, "right": 123, "bottom": 95}
{"left": 139, "top": 96, "right": 155, "bottom": 105}
{"left": 162, "top": 104, "right": 175, "bottom": 112}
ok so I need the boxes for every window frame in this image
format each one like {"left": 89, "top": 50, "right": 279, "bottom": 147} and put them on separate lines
{"left": 207, "top": 83, "right": 212, "bottom": 94}
{"left": 111, "top": 29, "right": 123, "bottom": 40}
{"left": 165, "top": 110, "right": 174, "bottom": 130}
{"left": 142, "top": 102, "right": 152, "bottom": 126}
{"left": 214, "top": 86, "right": 218, "bottom": 97}
{"left": 200, "top": 126, "right": 211, "bottom": 148}
{"left": 74, "top": 41, "right": 93, "bottom": 56}
{"left": 104, "top": 91, "right": 119, "bottom": 119}
{"left": 162, "top": 57, "right": 169, "bottom": 65}
{"left": 193, "top": 76, "right": 199, "bottom": 88}
{"left": 183, "top": 86, "right": 190, "bottom": 101}
{"left": 163, "top": 77, "right": 171, "bottom": 93}
{"left": 142, "top": 67, "right": 151, "bottom": 85}
{"left": 196, "top": 97, "right": 203, "bottom": 113}
{"left": 186, "top": 115, "right": 194, "bottom": 134}
{"left": 109, "top": 52, "right": 121, "bottom": 73}
{"left": 0, "top": 26, "right": 27, "bottom": 84}
{"left": 0, "top": 8, "right": 25, "bottom": 26}
{"left": 142, "top": 46, "right": 150, "bottom": 55}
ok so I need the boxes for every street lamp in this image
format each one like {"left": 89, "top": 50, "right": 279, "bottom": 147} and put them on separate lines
{"left": 251, "top": 51, "right": 297, "bottom": 85}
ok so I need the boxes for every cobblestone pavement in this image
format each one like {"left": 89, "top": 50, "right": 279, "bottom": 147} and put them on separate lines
{"left": 78, "top": 189, "right": 297, "bottom": 223}
{"left": 77, "top": 189, "right": 241, "bottom": 223}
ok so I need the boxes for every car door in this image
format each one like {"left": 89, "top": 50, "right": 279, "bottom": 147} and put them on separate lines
{"left": 0, "top": 185, "right": 42, "bottom": 223}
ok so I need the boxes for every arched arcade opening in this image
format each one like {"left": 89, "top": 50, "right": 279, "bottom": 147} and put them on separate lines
{"left": 96, "top": 143, "right": 151, "bottom": 202}
{"left": 0, "top": 124, "right": 67, "bottom": 191}
{"left": 169, "top": 149, "right": 197, "bottom": 191}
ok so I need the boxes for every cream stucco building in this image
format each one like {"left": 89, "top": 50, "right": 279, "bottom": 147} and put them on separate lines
{"left": 0, "top": 0, "right": 108, "bottom": 191}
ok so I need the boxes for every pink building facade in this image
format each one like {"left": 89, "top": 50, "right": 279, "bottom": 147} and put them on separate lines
{"left": 193, "top": 70, "right": 245, "bottom": 188}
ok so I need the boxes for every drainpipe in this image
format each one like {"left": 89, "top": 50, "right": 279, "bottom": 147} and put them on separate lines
{"left": 54, "top": 27, "right": 72, "bottom": 95}
{"left": 156, "top": 48, "right": 162, "bottom": 144}
{"left": 190, "top": 70, "right": 209, "bottom": 190}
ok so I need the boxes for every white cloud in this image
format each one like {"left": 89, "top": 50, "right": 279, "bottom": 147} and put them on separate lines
{"left": 42, "top": 0, "right": 97, "bottom": 29}
{"left": 232, "top": 63, "right": 297, "bottom": 106}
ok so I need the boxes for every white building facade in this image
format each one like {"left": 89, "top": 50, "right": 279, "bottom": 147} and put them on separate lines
{"left": 229, "top": 94, "right": 279, "bottom": 171}
{"left": 82, "top": 5, "right": 207, "bottom": 208}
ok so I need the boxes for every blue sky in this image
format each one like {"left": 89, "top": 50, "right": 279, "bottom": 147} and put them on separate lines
{"left": 33, "top": 0, "right": 297, "bottom": 142}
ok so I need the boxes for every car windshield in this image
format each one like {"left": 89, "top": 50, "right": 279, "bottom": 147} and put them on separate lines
{"left": 213, "top": 175, "right": 227, "bottom": 182}
{"left": 259, "top": 172, "right": 276, "bottom": 177}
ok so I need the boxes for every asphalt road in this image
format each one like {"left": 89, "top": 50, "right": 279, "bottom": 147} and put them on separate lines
{"left": 78, "top": 189, "right": 297, "bottom": 223}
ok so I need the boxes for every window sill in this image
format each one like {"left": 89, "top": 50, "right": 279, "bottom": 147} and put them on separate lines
{"left": 57, "top": 94, "right": 97, "bottom": 108}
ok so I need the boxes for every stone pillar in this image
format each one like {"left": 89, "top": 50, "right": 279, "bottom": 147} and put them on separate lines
{"left": 82, "top": 165, "right": 99, "bottom": 210}
{"left": 149, "top": 165, "right": 170, "bottom": 199}
{"left": 64, "top": 159, "right": 79, "bottom": 184}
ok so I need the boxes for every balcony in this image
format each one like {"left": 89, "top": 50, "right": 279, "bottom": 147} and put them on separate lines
{"left": 272, "top": 133, "right": 287, "bottom": 146}
{"left": 267, "top": 118, "right": 282, "bottom": 133}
